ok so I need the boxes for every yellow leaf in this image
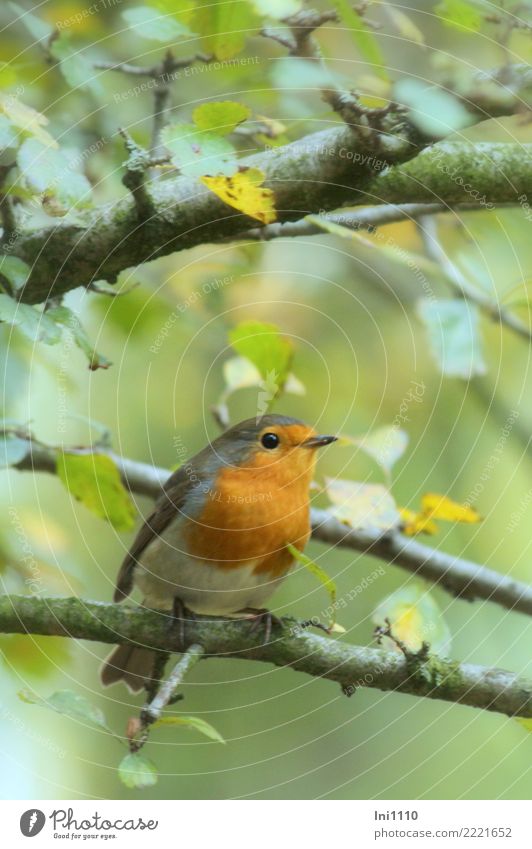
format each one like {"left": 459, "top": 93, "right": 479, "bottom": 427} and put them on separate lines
{"left": 0, "top": 94, "right": 56, "bottom": 148}
{"left": 399, "top": 507, "right": 438, "bottom": 536}
{"left": 200, "top": 168, "right": 276, "bottom": 224}
{"left": 358, "top": 94, "right": 390, "bottom": 109}
{"left": 421, "top": 493, "right": 481, "bottom": 524}
{"left": 373, "top": 585, "right": 451, "bottom": 655}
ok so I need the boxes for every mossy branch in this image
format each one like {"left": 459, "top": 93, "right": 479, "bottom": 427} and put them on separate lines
{"left": 13, "top": 133, "right": 532, "bottom": 304}
{"left": 0, "top": 595, "right": 530, "bottom": 719}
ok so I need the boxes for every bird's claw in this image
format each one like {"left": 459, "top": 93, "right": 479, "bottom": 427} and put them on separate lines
{"left": 169, "top": 597, "right": 195, "bottom": 651}
{"left": 240, "top": 608, "right": 282, "bottom": 643}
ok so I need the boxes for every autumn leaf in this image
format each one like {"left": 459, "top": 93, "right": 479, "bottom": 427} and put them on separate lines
{"left": 200, "top": 168, "right": 276, "bottom": 224}
{"left": 421, "top": 493, "right": 481, "bottom": 523}
{"left": 373, "top": 584, "right": 451, "bottom": 656}
{"left": 400, "top": 492, "right": 481, "bottom": 536}
{"left": 399, "top": 507, "right": 438, "bottom": 537}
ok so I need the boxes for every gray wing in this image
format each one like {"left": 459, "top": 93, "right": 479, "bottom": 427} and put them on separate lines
{"left": 114, "top": 464, "right": 194, "bottom": 602}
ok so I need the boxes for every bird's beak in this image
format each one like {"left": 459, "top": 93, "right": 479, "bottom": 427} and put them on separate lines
{"left": 303, "top": 434, "right": 338, "bottom": 448}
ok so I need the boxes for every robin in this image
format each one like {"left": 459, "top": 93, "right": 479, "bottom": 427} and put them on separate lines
{"left": 101, "top": 414, "right": 337, "bottom": 691}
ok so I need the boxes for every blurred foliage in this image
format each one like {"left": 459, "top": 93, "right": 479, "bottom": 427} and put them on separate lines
{"left": 0, "top": 0, "right": 532, "bottom": 801}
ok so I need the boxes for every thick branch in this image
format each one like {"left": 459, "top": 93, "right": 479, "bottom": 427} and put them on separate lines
{"left": 15, "top": 133, "right": 532, "bottom": 304}
{"left": 16, "top": 122, "right": 415, "bottom": 304}
{"left": 1, "top": 595, "right": 530, "bottom": 718}
{"left": 12, "top": 437, "right": 532, "bottom": 617}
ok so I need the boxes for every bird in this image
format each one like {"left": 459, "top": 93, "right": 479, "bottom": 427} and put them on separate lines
{"left": 100, "top": 414, "right": 337, "bottom": 691}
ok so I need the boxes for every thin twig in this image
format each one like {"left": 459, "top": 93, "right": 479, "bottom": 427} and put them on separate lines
{"left": 93, "top": 60, "right": 155, "bottom": 77}
{"left": 10, "top": 435, "right": 532, "bottom": 618}
{"left": 142, "top": 644, "right": 204, "bottom": 726}
{"left": 241, "top": 202, "right": 510, "bottom": 242}
{"left": 149, "top": 50, "right": 175, "bottom": 161}
{"left": 419, "top": 216, "right": 532, "bottom": 342}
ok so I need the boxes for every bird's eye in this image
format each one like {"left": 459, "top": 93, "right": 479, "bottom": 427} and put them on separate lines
{"left": 261, "top": 432, "right": 280, "bottom": 449}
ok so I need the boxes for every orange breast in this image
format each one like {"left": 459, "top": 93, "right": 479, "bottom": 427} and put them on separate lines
{"left": 183, "top": 463, "right": 312, "bottom": 578}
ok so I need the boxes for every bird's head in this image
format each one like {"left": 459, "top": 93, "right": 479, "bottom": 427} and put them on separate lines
{"left": 214, "top": 414, "right": 337, "bottom": 485}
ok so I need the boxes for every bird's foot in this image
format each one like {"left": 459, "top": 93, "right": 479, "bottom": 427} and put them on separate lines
{"left": 168, "top": 597, "right": 196, "bottom": 651}
{"left": 238, "top": 607, "right": 282, "bottom": 643}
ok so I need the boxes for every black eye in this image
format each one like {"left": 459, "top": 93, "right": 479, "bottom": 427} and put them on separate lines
{"left": 261, "top": 432, "right": 280, "bottom": 449}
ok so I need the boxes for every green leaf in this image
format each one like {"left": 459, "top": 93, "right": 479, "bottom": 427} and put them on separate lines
{"left": 161, "top": 123, "right": 237, "bottom": 177}
{"left": 516, "top": 718, "right": 532, "bottom": 733}
{"left": 17, "top": 138, "right": 92, "bottom": 214}
{"left": 193, "top": 101, "right": 251, "bottom": 136}
{"left": 193, "top": 0, "right": 258, "bottom": 60}
{"left": 49, "top": 32, "right": 102, "bottom": 95}
{"left": 118, "top": 752, "right": 158, "bottom": 789}
{"left": 0, "top": 433, "right": 27, "bottom": 467}
{"left": 0, "top": 255, "right": 30, "bottom": 293}
{"left": 214, "top": 355, "right": 304, "bottom": 425}
{"left": 325, "top": 477, "right": 401, "bottom": 533}
{"left": 18, "top": 688, "right": 111, "bottom": 730}
{"left": 56, "top": 452, "right": 137, "bottom": 530}
{"left": 228, "top": 321, "right": 293, "bottom": 400}
{"left": 154, "top": 715, "right": 225, "bottom": 743}
{"left": 271, "top": 57, "right": 339, "bottom": 91}
{"left": 0, "top": 293, "right": 62, "bottom": 344}
{"left": 417, "top": 298, "right": 486, "bottom": 379}
{"left": 122, "top": 6, "right": 194, "bottom": 41}
{"left": 435, "top": 0, "right": 482, "bottom": 31}
{"left": 373, "top": 584, "right": 452, "bottom": 656}
{"left": 329, "top": 0, "right": 389, "bottom": 83}
{"left": 251, "top": 0, "right": 302, "bottom": 17}
{"left": 46, "top": 306, "right": 111, "bottom": 371}
{"left": 354, "top": 426, "right": 409, "bottom": 477}
{"left": 287, "top": 544, "right": 337, "bottom": 628}
{"left": 10, "top": 2, "right": 53, "bottom": 41}
{"left": 394, "top": 79, "right": 473, "bottom": 139}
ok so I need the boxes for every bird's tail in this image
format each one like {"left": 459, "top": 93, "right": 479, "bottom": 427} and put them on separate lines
{"left": 100, "top": 644, "right": 158, "bottom": 693}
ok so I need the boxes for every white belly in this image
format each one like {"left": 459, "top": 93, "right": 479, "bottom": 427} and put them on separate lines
{"left": 134, "top": 521, "right": 288, "bottom": 615}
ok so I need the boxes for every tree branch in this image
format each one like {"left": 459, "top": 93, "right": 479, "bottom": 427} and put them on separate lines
{"left": 241, "top": 202, "right": 514, "bottom": 242}
{"left": 13, "top": 124, "right": 532, "bottom": 305}
{"left": 419, "top": 216, "right": 532, "bottom": 342}
{"left": 15, "top": 120, "right": 417, "bottom": 304}
{"left": 0, "top": 595, "right": 530, "bottom": 718}
{"left": 11, "top": 435, "right": 532, "bottom": 617}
